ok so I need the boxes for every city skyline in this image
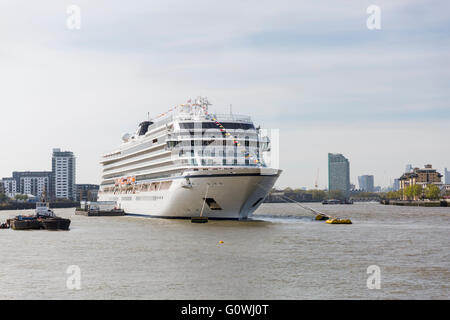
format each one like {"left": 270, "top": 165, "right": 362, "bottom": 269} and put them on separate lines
{"left": 1, "top": 1, "right": 449, "bottom": 189}
{"left": 1, "top": 148, "right": 78, "bottom": 201}
{"left": 1, "top": 144, "right": 448, "bottom": 191}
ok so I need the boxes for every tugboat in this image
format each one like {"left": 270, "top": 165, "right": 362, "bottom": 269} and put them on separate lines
{"left": 36, "top": 202, "right": 71, "bottom": 231}
{"left": 10, "top": 202, "right": 71, "bottom": 231}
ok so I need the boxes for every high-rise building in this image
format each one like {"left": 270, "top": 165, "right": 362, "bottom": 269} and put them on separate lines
{"left": 445, "top": 168, "right": 450, "bottom": 184}
{"left": 12, "top": 171, "right": 52, "bottom": 200}
{"left": 76, "top": 184, "right": 99, "bottom": 202}
{"left": 328, "top": 153, "right": 350, "bottom": 197}
{"left": 393, "top": 178, "right": 400, "bottom": 191}
{"left": 1, "top": 177, "right": 17, "bottom": 198}
{"left": 405, "top": 164, "right": 413, "bottom": 173}
{"left": 52, "top": 148, "right": 76, "bottom": 200}
{"left": 358, "top": 175, "right": 374, "bottom": 192}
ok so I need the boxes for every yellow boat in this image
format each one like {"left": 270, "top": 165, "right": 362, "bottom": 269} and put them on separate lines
{"left": 325, "top": 218, "right": 352, "bottom": 224}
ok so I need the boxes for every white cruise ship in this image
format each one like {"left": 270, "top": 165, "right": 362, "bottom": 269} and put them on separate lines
{"left": 98, "top": 97, "right": 281, "bottom": 219}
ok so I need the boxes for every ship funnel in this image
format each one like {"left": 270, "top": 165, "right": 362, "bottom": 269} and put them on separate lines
{"left": 138, "top": 121, "right": 153, "bottom": 136}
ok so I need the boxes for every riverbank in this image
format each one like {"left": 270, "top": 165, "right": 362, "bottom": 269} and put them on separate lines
{"left": 0, "top": 202, "right": 80, "bottom": 211}
{"left": 381, "top": 199, "right": 449, "bottom": 207}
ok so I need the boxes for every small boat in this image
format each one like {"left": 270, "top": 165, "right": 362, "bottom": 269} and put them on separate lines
{"left": 9, "top": 202, "right": 71, "bottom": 231}
{"left": 0, "top": 222, "right": 10, "bottom": 229}
{"left": 322, "top": 199, "right": 341, "bottom": 205}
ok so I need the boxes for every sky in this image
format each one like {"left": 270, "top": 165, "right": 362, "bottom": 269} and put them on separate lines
{"left": 0, "top": 0, "right": 449, "bottom": 189}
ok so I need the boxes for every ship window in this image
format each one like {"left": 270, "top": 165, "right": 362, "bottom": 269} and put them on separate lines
{"left": 180, "top": 122, "right": 255, "bottom": 130}
{"left": 153, "top": 139, "right": 158, "bottom": 143}
{"left": 204, "top": 198, "right": 222, "bottom": 210}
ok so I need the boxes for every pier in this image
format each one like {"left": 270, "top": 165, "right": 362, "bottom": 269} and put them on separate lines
{"left": 75, "top": 209, "right": 125, "bottom": 216}
{"left": 381, "top": 199, "right": 449, "bottom": 207}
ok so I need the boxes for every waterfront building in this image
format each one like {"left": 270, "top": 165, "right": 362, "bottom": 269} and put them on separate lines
{"left": 52, "top": 148, "right": 76, "bottom": 200}
{"left": 1, "top": 177, "right": 17, "bottom": 198}
{"left": 358, "top": 175, "right": 374, "bottom": 192}
{"left": 11, "top": 171, "right": 52, "bottom": 200}
{"left": 398, "top": 164, "right": 443, "bottom": 200}
{"left": 445, "top": 168, "right": 450, "bottom": 185}
{"left": 328, "top": 153, "right": 350, "bottom": 197}
{"left": 76, "top": 184, "right": 99, "bottom": 202}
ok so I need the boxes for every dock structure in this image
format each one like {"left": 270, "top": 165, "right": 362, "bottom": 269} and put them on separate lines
{"left": 75, "top": 209, "right": 125, "bottom": 216}
{"left": 76, "top": 201, "right": 125, "bottom": 216}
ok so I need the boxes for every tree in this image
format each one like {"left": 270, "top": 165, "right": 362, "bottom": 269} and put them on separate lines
{"left": 327, "top": 190, "right": 345, "bottom": 201}
{"left": 311, "top": 190, "right": 327, "bottom": 202}
{"left": 404, "top": 185, "right": 414, "bottom": 200}
{"left": 412, "top": 185, "right": 423, "bottom": 200}
{"left": 387, "top": 190, "right": 401, "bottom": 200}
{"left": 0, "top": 193, "right": 8, "bottom": 203}
{"left": 15, "top": 194, "right": 28, "bottom": 201}
{"left": 425, "top": 184, "right": 441, "bottom": 200}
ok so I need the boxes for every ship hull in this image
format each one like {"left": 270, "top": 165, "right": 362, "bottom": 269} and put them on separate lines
{"left": 99, "top": 169, "right": 281, "bottom": 220}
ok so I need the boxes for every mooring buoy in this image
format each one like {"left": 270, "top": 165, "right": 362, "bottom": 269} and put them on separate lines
{"left": 325, "top": 218, "right": 352, "bottom": 224}
{"left": 315, "top": 213, "right": 329, "bottom": 221}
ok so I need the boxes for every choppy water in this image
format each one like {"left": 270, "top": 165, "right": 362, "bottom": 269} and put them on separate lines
{"left": 0, "top": 203, "right": 449, "bottom": 299}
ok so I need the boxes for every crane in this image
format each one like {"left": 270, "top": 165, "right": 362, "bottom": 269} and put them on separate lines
{"left": 314, "top": 168, "right": 320, "bottom": 189}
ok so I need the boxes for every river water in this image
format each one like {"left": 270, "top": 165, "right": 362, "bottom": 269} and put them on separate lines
{"left": 0, "top": 203, "right": 448, "bottom": 299}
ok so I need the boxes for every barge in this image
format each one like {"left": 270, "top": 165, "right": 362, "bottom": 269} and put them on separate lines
{"left": 8, "top": 202, "right": 71, "bottom": 231}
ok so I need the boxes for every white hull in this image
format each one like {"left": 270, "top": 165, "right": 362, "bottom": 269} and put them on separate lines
{"left": 99, "top": 168, "right": 281, "bottom": 220}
